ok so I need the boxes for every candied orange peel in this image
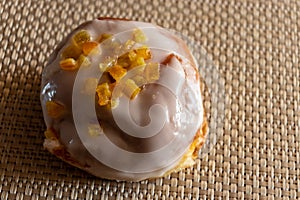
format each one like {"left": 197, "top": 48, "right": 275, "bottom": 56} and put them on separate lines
{"left": 61, "top": 29, "right": 161, "bottom": 109}
{"left": 117, "top": 55, "right": 130, "bottom": 68}
{"left": 60, "top": 30, "right": 102, "bottom": 71}
{"left": 96, "top": 83, "right": 112, "bottom": 106}
{"left": 122, "top": 39, "right": 135, "bottom": 52}
{"left": 123, "top": 79, "right": 141, "bottom": 100}
{"left": 98, "top": 33, "right": 112, "bottom": 43}
{"left": 62, "top": 44, "right": 82, "bottom": 59}
{"left": 77, "top": 54, "right": 91, "bottom": 68}
{"left": 46, "top": 101, "right": 65, "bottom": 119}
{"left": 82, "top": 41, "right": 99, "bottom": 55}
{"left": 134, "top": 47, "right": 151, "bottom": 60}
{"left": 95, "top": 29, "right": 160, "bottom": 107}
{"left": 72, "top": 30, "right": 91, "bottom": 48}
{"left": 116, "top": 46, "right": 151, "bottom": 70}
{"left": 145, "top": 62, "right": 160, "bottom": 82}
{"left": 107, "top": 65, "right": 127, "bottom": 82}
{"left": 59, "top": 58, "right": 78, "bottom": 71}
{"left": 132, "top": 75, "right": 147, "bottom": 86}
{"left": 130, "top": 57, "right": 145, "bottom": 69}
{"left": 133, "top": 28, "right": 147, "bottom": 43}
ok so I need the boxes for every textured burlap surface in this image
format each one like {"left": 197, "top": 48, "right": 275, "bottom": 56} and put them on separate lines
{"left": 1, "top": 0, "right": 299, "bottom": 199}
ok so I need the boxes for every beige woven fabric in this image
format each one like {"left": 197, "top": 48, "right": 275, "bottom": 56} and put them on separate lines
{"left": 1, "top": 0, "right": 300, "bottom": 199}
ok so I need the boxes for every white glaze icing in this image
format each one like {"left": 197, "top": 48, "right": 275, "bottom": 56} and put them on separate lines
{"left": 41, "top": 19, "right": 204, "bottom": 181}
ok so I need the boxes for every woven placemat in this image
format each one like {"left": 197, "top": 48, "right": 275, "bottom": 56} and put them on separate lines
{"left": 1, "top": 0, "right": 299, "bottom": 199}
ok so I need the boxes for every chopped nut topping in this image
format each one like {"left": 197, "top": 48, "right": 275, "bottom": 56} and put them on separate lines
{"left": 72, "top": 30, "right": 91, "bottom": 48}
{"left": 46, "top": 101, "right": 65, "bottom": 119}
{"left": 82, "top": 41, "right": 99, "bottom": 55}
{"left": 96, "top": 83, "right": 111, "bottom": 106}
{"left": 59, "top": 58, "right": 78, "bottom": 71}
{"left": 123, "top": 79, "right": 141, "bottom": 100}
{"left": 107, "top": 65, "right": 127, "bottom": 82}
{"left": 133, "top": 28, "right": 147, "bottom": 43}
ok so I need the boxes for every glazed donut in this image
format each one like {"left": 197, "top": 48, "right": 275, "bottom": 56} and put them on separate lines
{"left": 40, "top": 18, "right": 207, "bottom": 181}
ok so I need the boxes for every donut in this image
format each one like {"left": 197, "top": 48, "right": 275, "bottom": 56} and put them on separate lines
{"left": 40, "top": 18, "right": 207, "bottom": 181}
